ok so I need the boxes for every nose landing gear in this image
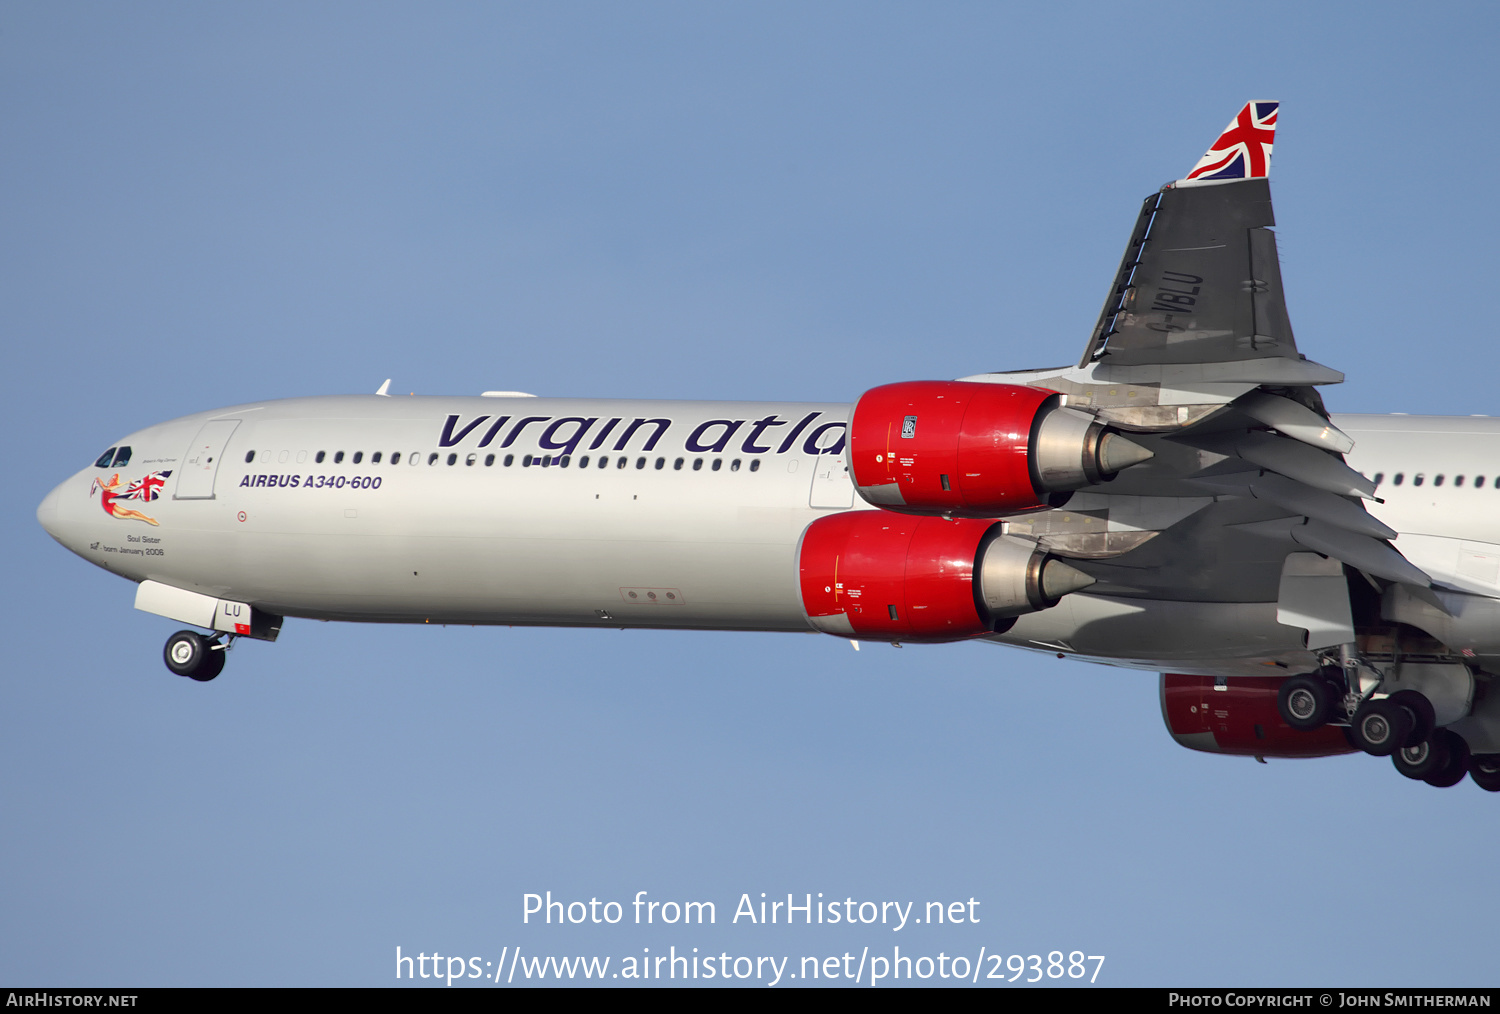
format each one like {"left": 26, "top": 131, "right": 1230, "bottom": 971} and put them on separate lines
{"left": 163, "top": 629, "right": 228, "bottom": 681}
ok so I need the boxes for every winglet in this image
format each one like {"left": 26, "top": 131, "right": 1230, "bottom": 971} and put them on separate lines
{"left": 1177, "top": 101, "right": 1278, "bottom": 186}
{"left": 375, "top": 379, "right": 391, "bottom": 397}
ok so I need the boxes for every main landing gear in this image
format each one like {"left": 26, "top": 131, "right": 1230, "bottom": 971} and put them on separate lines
{"left": 163, "top": 629, "right": 229, "bottom": 682}
{"left": 1347, "top": 690, "right": 1434, "bottom": 756}
{"left": 1275, "top": 661, "right": 1487, "bottom": 790}
{"left": 1468, "top": 754, "right": 1500, "bottom": 792}
{"left": 1391, "top": 728, "right": 1470, "bottom": 786}
{"left": 1277, "top": 673, "right": 1343, "bottom": 730}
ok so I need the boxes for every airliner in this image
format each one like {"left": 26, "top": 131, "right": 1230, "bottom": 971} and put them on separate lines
{"left": 36, "top": 103, "right": 1500, "bottom": 792}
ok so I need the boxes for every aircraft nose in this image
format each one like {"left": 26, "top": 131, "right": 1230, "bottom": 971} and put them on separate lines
{"left": 37, "top": 479, "right": 67, "bottom": 542}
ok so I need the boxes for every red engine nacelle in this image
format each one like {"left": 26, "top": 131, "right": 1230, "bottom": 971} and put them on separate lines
{"left": 1160, "top": 674, "right": 1355, "bottom": 758}
{"left": 798, "top": 510, "right": 1095, "bottom": 642}
{"left": 847, "top": 380, "right": 1150, "bottom": 517}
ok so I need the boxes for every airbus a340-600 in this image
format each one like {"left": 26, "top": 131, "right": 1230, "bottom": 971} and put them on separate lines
{"left": 38, "top": 103, "right": 1500, "bottom": 791}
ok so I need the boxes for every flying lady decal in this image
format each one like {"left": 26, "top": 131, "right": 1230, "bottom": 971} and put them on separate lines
{"left": 90, "top": 470, "right": 171, "bottom": 526}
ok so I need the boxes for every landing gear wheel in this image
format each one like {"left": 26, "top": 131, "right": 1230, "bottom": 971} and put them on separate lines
{"left": 1393, "top": 739, "right": 1446, "bottom": 781}
{"left": 1423, "top": 730, "right": 1470, "bottom": 788}
{"left": 1278, "top": 675, "right": 1339, "bottom": 730}
{"left": 1468, "top": 754, "right": 1500, "bottom": 792}
{"left": 1386, "top": 690, "right": 1436, "bottom": 747}
{"left": 191, "top": 645, "right": 226, "bottom": 682}
{"left": 163, "top": 630, "right": 224, "bottom": 681}
{"left": 1349, "top": 698, "right": 1413, "bottom": 756}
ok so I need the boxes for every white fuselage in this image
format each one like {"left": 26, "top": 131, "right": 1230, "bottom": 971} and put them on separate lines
{"left": 39, "top": 395, "right": 860, "bottom": 632}
{"left": 37, "top": 397, "right": 1500, "bottom": 672}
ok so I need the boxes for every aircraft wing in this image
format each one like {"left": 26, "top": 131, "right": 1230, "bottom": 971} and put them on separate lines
{"left": 986, "top": 103, "right": 1430, "bottom": 626}
{"left": 1078, "top": 102, "right": 1294, "bottom": 369}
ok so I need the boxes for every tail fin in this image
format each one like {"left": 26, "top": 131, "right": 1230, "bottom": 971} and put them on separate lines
{"left": 1179, "top": 101, "right": 1279, "bottom": 185}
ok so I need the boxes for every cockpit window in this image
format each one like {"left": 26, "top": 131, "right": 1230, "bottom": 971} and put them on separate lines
{"left": 112, "top": 446, "right": 131, "bottom": 467}
{"left": 95, "top": 448, "right": 117, "bottom": 468}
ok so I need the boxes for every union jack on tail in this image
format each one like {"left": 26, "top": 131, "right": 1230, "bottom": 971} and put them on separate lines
{"left": 1181, "top": 101, "right": 1278, "bottom": 183}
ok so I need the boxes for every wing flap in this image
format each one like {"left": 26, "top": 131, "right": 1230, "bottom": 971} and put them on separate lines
{"left": 1192, "top": 472, "right": 1397, "bottom": 541}
{"left": 1234, "top": 391, "right": 1355, "bottom": 453}
{"left": 1289, "top": 521, "right": 1431, "bottom": 588}
{"left": 1186, "top": 430, "right": 1376, "bottom": 499}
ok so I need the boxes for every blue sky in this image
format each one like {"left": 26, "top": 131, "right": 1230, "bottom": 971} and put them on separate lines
{"left": 4, "top": 1, "right": 1498, "bottom": 986}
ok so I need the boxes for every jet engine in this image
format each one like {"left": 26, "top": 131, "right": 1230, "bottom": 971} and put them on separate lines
{"left": 1160, "top": 673, "right": 1355, "bottom": 758}
{"left": 847, "top": 380, "right": 1153, "bottom": 517}
{"left": 798, "top": 510, "right": 1095, "bottom": 642}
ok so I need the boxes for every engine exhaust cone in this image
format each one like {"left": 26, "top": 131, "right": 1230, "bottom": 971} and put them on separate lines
{"left": 1098, "top": 433, "right": 1154, "bottom": 475}
{"left": 1040, "top": 560, "right": 1096, "bottom": 600}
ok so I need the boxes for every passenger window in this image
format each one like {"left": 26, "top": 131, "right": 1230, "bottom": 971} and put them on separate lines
{"left": 636, "top": 457, "right": 646, "bottom": 469}
{"left": 1373, "top": 472, "right": 1384, "bottom": 486}
{"left": 113, "top": 447, "right": 132, "bottom": 467}
{"left": 674, "top": 457, "right": 684, "bottom": 470}
{"left": 410, "top": 452, "right": 420, "bottom": 466}
{"left": 580, "top": 456, "right": 590, "bottom": 468}
{"left": 750, "top": 459, "right": 761, "bottom": 472}
{"left": 693, "top": 458, "right": 703, "bottom": 471}
{"left": 466, "top": 453, "right": 476, "bottom": 466}
{"left": 655, "top": 457, "right": 665, "bottom": 470}
{"left": 523, "top": 454, "right": 533, "bottom": 467}
{"left": 372, "top": 451, "right": 382, "bottom": 464}
{"left": 428, "top": 453, "right": 439, "bottom": 465}
{"left": 447, "top": 453, "right": 457, "bottom": 465}
{"left": 540, "top": 456, "right": 550, "bottom": 467}
{"left": 391, "top": 452, "right": 401, "bottom": 465}
{"left": 617, "top": 457, "right": 627, "bottom": 469}
{"left": 245, "top": 450, "right": 256, "bottom": 463}
{"left": 1456, "top": 475, "right": 1465, "bottom": 487}
{"left": 95, "top": 448, "right": 117, "bottom": 468}
{"left": 598, "top": 456, "right": 608, "bottom": 469}
{"left": 278, "top": 450, "right": 289, "bottom": 463}
{"left": 1414, "top": 474, "right": 1424, "bottom": 487}
{"left": 353, "top": 451, "right": 364, "bottom": 464}
{"left": 335, "top": 451, "right": 345, "bottom": 464}
{"left": 1434, "top": 475, "right": 1444, "bottom": 486}
{"left": 731, "top": 459, "right": 741, "bottom": 471}
{"left": 297, "top": 450, "right": 308, "bottom": 464}
{"left": 1478, "top": 475, "right": 1486, "bottom": 487}
{"left": 485, "top": 454, "right": 495, "bottom": 466}
{"left": 712, "top": 459, "right": 722, "bottom": 471}
{"left": 504, "top": 454, "right": 514, "bottom": 467}
{"left": 561, "top": 455, "right": 571, "bottom": 468}
{"left": 316, "top": 451, "right": 326, "bottom": 464}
